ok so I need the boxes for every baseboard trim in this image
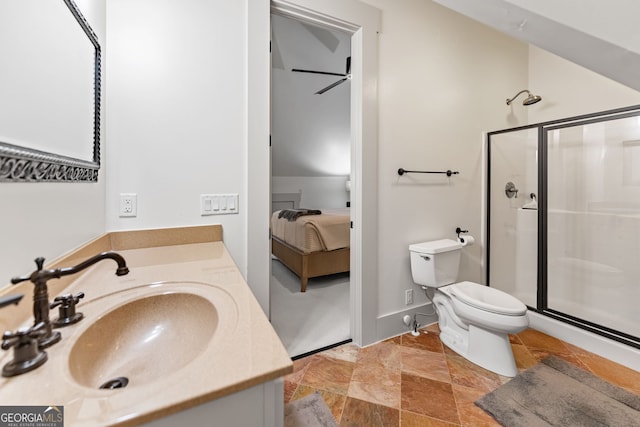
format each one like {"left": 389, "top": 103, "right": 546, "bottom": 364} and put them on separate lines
{"left": 529, "top": 311, "right": 640, "bottom": 372}
{"left": 376, "top": 303, "right": 438, "bottom": 343}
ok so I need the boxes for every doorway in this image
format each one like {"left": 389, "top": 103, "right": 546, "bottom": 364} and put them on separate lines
{"left": 269, "top": 12, "right": 352, "bottom": 357}
{"left": 247, "top": 0, "right": 381, "bottom": 350}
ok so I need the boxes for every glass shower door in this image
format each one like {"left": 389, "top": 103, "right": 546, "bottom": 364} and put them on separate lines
{"left": 488, "top": 127, "right": 539, "bottom": 308}
{"left": 545, "top": 115, "right": 640, "bottom": 339}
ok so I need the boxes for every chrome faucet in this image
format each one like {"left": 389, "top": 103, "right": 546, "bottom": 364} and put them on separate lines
{"left": 10, "top": 252, "right": 129, "bottom": 349}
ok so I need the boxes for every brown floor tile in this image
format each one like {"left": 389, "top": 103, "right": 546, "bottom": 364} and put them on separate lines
{"left": 401, "top": 410, "right": 459, "bottom": 426}
{"left": 385, "top": 335, "right": 403, "bottom": 345}
{"left": 508, "top": 333, "right": 523, "bottom": 345}
{"left": 349, "top": 363, "right": 401, "bottom": 408}
{"left": 340, "top": 396, "right": 400, "bottom": 427}
{"left": 356, "top": 340, "right": 402, "bottom": 372}
{"left": 400, "top": 345, "right": 451, "bottom": 383}
{"left": 452, "top": 384, "right": 501, "bottom": 427}
{"left": 401, "top": 372, "right": 460, "bottom": 425}
{"left": 517, "top": 328, "right": 571, "bottom": 354}
{"left": 292, "top": 384, "right": 347, "bottom": 423}
{"left": 424, "top": 323, "right": 441, "bottom": 334}
{"left": 300, "top": 355, "right": 355, "bottom": 395}
{"left": 527, "top": 347, "right": 591, "bottom": 371}
{"left": 286, "top": 328, "right": 640, "bottom": 427}
{"left": 321, "top": 343, "right": 360, "bottom": 364}
{"left": 568, "top": 346, "right": 640, "bottom": 394}
{"left": 283, "top": 379, "right": 298, "bottom": 403}
{"left": 445, "top": 353, "right": 503, "bottom": 393}
{"left": 285, "top": 354, "right": 316, "bottom": 384}
{"left": 401, "top": 329, "right": 444, "bottom": 353}
{"left": 511, "top": 343, "right": 538, "bottom": 371}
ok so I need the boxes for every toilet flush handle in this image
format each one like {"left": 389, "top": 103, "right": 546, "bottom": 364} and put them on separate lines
{"left": 420, "top": 255, "right": 431, "bottom": 261}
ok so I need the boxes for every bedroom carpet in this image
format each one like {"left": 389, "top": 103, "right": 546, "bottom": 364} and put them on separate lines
{"left": 270, "top": 258, "right": 350, "bottom": 358}
{"left": 475, "top": 355, "right": 640, "bottom": 426}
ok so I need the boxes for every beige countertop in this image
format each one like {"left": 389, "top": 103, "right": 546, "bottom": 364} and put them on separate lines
{"left": 0, "top": 225, "right": 293, "bottom": 426}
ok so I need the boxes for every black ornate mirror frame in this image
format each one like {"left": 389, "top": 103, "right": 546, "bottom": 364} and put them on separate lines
{"left": 0, "top": 0, "right": 101, "bottom": 182}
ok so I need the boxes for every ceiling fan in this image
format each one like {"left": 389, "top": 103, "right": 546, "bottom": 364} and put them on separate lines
{"left": 292, "top": 57, "right": 351, "bottom": 95}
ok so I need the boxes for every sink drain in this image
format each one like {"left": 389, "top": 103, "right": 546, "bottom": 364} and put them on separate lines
{"left": 99, "top": 377, "right": 129, "bottom": 390}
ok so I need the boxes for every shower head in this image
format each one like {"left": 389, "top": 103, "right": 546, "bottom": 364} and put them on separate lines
{"left": 506, "top": 89, "right": 542, "bottom": 106}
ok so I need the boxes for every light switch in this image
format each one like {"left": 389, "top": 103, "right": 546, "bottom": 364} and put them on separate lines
{"left": 200, "top": 193, "right": 239, "bottom": 216}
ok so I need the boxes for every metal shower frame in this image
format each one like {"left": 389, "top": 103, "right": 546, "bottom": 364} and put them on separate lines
{"left": 486, "top": 103, "right": 640, "bottom": 350}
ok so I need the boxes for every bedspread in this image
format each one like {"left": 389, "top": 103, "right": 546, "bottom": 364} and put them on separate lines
{"left": 271, "top": 208, "right": 350, "bottom": 253}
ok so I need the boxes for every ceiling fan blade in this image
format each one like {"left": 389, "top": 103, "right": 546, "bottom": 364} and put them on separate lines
{"left": 315, "top": 77, "right": 347, "bottom": 95}
{"left": 346, "top": 56, "right": 351, "bottom": 75}
{"left": 291, "top": 68, "right": 346, "bottom": 77}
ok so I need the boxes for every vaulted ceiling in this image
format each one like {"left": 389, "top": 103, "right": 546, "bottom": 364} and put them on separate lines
{"left": 433, "top": 0, "right": 640, "bottom": 92}
{"left": 271, "top": 13, "right": 351, "bottom": 177}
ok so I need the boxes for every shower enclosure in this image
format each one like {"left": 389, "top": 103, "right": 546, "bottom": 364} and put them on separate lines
{"left": 487, "top": 105, "right": 640, "bottom": 349}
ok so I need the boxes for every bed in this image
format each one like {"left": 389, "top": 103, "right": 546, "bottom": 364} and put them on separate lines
{"left": 271, "top": 208, "right": 350, "bottom": 292}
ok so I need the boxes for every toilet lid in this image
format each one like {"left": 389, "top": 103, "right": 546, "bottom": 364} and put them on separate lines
{"left": 449, "top": 281, "right": 527, "bottom": 316}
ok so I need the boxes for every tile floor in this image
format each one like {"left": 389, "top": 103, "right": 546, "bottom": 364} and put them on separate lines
{"left": 284, "top": 324, "right": 640, "bottom": 426}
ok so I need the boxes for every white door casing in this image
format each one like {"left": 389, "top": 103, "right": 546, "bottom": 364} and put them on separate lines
{"left": 247, "top": 0, "right": 380, "bottom": 346}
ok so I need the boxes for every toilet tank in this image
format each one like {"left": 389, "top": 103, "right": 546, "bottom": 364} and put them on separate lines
{"left": 409, "top": 239, "right": 462, "bottom": 287}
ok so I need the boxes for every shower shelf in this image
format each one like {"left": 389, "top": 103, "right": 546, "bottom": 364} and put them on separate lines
{"left": 397, "top": 168, "right": 459, "bottom": 177}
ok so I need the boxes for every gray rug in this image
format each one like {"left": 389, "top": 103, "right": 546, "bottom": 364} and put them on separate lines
{"left": 475, "top": 356, "right": 640, "bottom": 426}
{"left": 285, "top": 392, "right": 338, "bottom": 427}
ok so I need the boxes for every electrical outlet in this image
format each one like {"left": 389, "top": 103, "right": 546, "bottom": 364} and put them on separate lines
{"left": 119, "top": 193, "right": 137, "bottom": 217}
{"left": 405, "top": 289, "right": 414, "bottom": 305}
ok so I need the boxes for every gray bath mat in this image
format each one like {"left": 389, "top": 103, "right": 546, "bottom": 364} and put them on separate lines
{"left": 475, "top": 355, "right": 640, "bottom": 426}
{"left": 285, "top": 392, "right": 338, "bottom": 427}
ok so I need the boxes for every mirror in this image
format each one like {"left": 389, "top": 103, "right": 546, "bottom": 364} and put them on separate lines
{"left": 0, "top": 0, "right": 101, "bottom": 182}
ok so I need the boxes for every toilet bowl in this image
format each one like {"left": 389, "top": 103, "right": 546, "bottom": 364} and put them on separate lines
{"left": 409, "top": 239, "right": 529, "bottom": 377}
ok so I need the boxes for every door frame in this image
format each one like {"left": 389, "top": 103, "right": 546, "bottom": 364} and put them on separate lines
{"left": 247, "top": 0, "right": 380, "bottom": 347}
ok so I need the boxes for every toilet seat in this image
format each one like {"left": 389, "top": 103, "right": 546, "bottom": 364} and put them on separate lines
{"left": 448, "top": 281, "right": 527, "bottom": 316}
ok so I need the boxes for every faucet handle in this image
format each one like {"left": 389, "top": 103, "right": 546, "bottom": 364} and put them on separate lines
{"left": 2, "top": 322, "right": 47, "bottom": 350}
{"left": 50, "top": 292, "right": 85, "bottom": 328}
{"left": 50, "top": 292, "right": 85, "bottom": 309}
{"left": 10, "top": 257, "right": 45, "bottom": 285}
{"left": 1, "top": 322, "right": 48, "bottom": 377}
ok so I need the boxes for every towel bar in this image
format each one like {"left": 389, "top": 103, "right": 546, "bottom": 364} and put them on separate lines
{"left": 397, "top": 168, "right": 459, "bottom": 177}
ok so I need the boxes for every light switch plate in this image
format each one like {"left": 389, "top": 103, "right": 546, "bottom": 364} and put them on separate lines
{"left": 201, "top": 194, "right": 239, "bottom": 215}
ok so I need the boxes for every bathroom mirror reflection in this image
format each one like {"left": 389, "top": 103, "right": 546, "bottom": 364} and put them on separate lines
{"left": 0, "top": 0, "right": 101, "bottom": 182}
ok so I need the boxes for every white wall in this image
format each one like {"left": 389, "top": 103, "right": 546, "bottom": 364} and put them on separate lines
{"left": 432, "top": 0, "right": 640, "bottom": 92}
{"left": 271, "top": 176, "right": 349, "bottom": 209}
{"left": 507, "top": 0, "right": 640, "bottom": 57}
{"left": 527, "top": 46, "right": 640, "bottom": 123}
{"left": 105, "top": 0, "right": 247, "bottom": 271}
{"left": 359, "top": 0, "right": 529, "bottom": 321}
{"left": 0, "top": 0, "right": 106, "bottom": 285}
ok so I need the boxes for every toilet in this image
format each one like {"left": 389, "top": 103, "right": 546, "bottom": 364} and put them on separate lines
{"left": 409, "top": 239, "right": 529, "bottom": 377}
